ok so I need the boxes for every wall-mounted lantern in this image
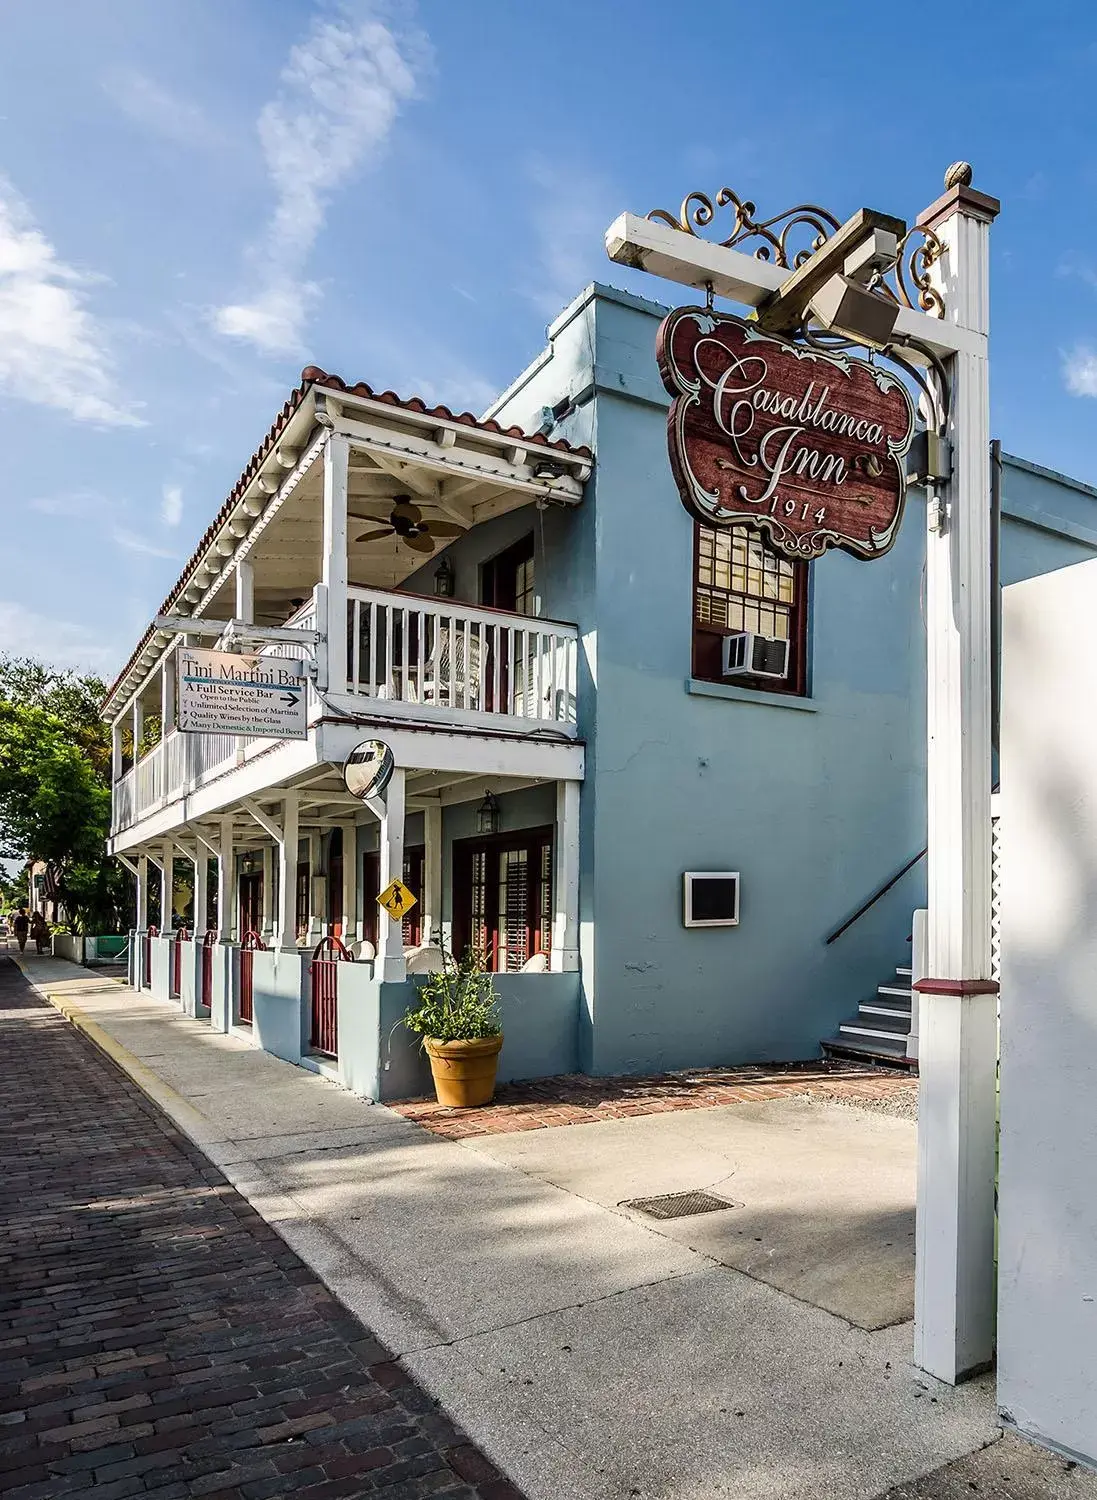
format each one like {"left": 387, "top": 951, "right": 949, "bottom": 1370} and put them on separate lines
{"left": 434, "top": 556, "right": 455, "bottom": 597}
{"left": 241, "top": 852, "right": 256, "bottom": 876}
{"left": 477, "top": 791, "right": 501, "bottom": 835}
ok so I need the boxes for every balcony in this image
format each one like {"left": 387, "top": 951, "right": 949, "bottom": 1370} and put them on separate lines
{"left": 111, "top": 587, "right": 579, "bottom": 836}
{"left": 344, "top": 586, "right": 577, "bottom": 729}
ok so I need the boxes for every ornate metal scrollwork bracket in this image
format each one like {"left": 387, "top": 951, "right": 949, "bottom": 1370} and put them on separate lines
{"left": 647, "top": 189, "right": 842, "bottom": 270}
{"left": 647, "top": 185, "right": 948, "bottom": 318}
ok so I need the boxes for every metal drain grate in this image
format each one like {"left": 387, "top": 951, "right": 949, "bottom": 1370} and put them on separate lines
{"left": 622, "top": 1190, "right": 736, "bottom": 1221}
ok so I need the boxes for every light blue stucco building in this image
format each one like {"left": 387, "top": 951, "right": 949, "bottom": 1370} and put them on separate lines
{"left": 108, "top": 280, "right": 1097, "bottom": 1093}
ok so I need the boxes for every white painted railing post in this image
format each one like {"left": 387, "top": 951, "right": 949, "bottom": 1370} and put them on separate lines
{"left": 914, "top": 167, "right": 1001, "bottom": 1385}
{"left": 111, "top": 720, "right": 123, "bottom": 783}
{"left": 378, "top": 767, "right": 407, "bottom": 982}
{"left": 321, "top": 434, "right": 349, "bottom": 694}
{"left": 551, "top": 779, "right": 581, "bottom": 972}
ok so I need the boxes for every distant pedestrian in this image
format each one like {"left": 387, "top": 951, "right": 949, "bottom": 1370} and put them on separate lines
{"left": 30, "top": 911, "right": 48, "bottom": 955}
{"left": 12, "top": 908, "right": 29, "bottom": 953}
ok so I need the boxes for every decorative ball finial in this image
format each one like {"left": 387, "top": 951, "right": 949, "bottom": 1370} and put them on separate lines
{"left": 945, "top": 161, "right": 973, "bottom": 190}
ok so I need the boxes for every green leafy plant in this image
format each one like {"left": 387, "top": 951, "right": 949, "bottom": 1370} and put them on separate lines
{"left": 402, "top": 948, "right": 501, "bottom": 1043}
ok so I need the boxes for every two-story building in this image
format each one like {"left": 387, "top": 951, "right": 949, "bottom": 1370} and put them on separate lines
{"left": 106, "top": 280, "right": 1097, "bottom": 1099}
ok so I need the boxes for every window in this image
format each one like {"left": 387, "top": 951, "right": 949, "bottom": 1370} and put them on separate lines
{"left": 692, "top": 524, "right": 808, "bottom": 694}
{"left": 453, "top": 828, "right": 553, "bottom": 972}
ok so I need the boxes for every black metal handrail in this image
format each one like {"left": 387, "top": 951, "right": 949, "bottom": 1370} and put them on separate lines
{"left": 824, "top": 848, "right": 926, "bottom": 945}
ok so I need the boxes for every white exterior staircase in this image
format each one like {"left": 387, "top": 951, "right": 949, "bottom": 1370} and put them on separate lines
{"left": 822, "top": 965, "right": 916, "bottom": 1069}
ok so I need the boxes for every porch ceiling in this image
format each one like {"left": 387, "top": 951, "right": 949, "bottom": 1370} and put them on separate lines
{"left": 176, "top": 767, "right": 550, "bottom": 848}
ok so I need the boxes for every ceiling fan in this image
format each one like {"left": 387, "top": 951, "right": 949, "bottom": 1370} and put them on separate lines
{"left": 352, "top": 495, "right": 466, "bottom": 555}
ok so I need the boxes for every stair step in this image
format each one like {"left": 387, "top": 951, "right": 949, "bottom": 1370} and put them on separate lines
{"left": 839, "top": 1024, "right": 909, "bottom": 1049}
{"left": 822, "top": 1036, "right": 915, "bottom": 1069}
{"left": 878, "top": 985, "right": 913, "bottom": 1000}
{"left": 896, "top": 967, "right": 912, "bottom": 978}
{"left": 857, "top": 1006, "right": 910, "bottom": 1030}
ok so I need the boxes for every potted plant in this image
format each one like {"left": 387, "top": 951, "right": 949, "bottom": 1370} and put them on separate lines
{"left": 402, "top": 948, "right": 503, "bottom": 1107}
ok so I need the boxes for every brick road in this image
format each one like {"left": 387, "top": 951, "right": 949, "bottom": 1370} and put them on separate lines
{"left": 391, "top": 1060, "right": 917, "bottom": 1140}
{"left": 0, "top": 958, "right": 521, "bottom": 1500}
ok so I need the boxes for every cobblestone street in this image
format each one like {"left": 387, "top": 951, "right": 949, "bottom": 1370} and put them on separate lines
{"left": 0, "top": 958, "right": 521, "bottom": 1500}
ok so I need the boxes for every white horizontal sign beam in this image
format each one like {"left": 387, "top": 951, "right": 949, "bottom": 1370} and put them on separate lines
{"left": 604, "top": 212, "right": 985, "bottom": 363}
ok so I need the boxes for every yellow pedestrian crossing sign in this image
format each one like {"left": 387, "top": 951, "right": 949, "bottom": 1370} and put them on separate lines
{"left": 377, "top": 878, "right": 417, "bottom": 920}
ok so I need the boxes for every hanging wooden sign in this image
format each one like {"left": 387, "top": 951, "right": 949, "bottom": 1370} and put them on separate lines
{"left": 657, "top": 306, "right": 916, "bottom": 561}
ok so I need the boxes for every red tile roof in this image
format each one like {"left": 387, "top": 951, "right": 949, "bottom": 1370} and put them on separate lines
{"left": 103, "top": 368, "right": 591, "bottom": 710}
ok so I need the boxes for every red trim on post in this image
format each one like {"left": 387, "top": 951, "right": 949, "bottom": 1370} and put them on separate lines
{"left": 912, "top": 978, "right": 1000, "bottom": 996}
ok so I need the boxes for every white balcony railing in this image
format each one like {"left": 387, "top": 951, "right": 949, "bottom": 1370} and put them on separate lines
{"left": 346, "top": 587, "right": 577, "bottom": 728}
{"left": 111, "top": 589, "right": 578, "bottom": 835}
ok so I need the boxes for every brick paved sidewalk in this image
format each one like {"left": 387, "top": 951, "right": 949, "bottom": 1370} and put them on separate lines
{"left": 0, "top": 957, "right": 521, "bottom": 1500}
{"left": 390, "top": 1060, "right": 917, "bottom": 1140}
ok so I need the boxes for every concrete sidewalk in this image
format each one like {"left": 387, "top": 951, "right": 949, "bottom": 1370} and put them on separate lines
{"left": 14, "top": 953, "right": 1087, "bottom": 1500}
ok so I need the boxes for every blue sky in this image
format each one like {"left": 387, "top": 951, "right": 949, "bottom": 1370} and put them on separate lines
{"left": 1, "top": 0, "right": 1095, "bottom": 680}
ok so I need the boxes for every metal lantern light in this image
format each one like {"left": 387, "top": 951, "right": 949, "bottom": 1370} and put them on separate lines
{"left": 477, "top": 791, "right": 500, "bottom": 835}
{"left": 241, "top": 852, "right": 256, "bottom": 876}
{"left": 434, "top": 555, "right": 455, "bottom": 597}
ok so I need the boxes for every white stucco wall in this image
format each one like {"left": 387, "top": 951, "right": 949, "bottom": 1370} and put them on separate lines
{"left": 998, "top": 555, "right": 1097, "bottom": 1465}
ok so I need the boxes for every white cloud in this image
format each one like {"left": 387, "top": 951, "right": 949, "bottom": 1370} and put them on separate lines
{"left": 1063, "top": 346, "right": 1097, "bottom": 397}
{"left": 104, "top": 68, "right": 218, "bottom": 149}
{"left": 213, "top": 3, "right": 425, "bottom": 357}
{"left": 0, "top": 176, "right": 141, "bottom": 427}
{"left": 161, "top": 484, "right": 183, "bottom": 527}
{"left": 524, "top": 158, "right": 618, "bottom": 319}
{"left": 113, "top": 527, "right": 178, "bottom": 560}
{"left": 0, "top": 600, "right": 123, "bottom": 676}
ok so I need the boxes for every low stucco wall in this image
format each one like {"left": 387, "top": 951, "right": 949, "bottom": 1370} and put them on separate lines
{"left": 209, "top": 944, "right": 238, "bottom": 1033}
{"left": 251, "top": 950, "right": 309, "bottom": 1064}
{"left": 51, "top": 933, "right": 82, "bottom": 963}
{"left": 334, "top": 967, "right": 580, "bottom": 1102}
{"left": 149, "top": 936, "right": 173, "bottom": 1002}
{"left": 178, "top": 940, "right": 199, "bottom": 1017}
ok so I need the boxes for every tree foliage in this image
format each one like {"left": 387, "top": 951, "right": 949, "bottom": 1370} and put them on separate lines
{"left": 0, "top": 654, "right": 130, "bottom": 933}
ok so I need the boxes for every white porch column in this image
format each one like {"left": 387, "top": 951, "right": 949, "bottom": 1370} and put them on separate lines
{"left": 423, "top": 804, "right": 442, "bottom": 949}
{"left": 160, "top": 840, "right": 174, "bottom": 932}
{"left": 136, "top": 853, "right": 149, "bottom": 931}
{"left": 378, "top": 767, "right": 406, "bottom": 982}
{"left": 235, "top": 559, "right": 254, "bottom": 624}
{"left": 913, "top": 168, "right": 1001, "bottom": 1386}
{"left": 111, "top": 720, "right": 123, "bottom": 782}
{"left": 551, "top": 780, "right": 580, "bottom": 972}
{"left": 321, "top": 434, "right": 349, "bottom": 694}
{"left": 194, "top": 849, "right": 208, "bottom": 936}
{"left": 217, "top": 814, "right": 235, "bottom": 942}
{"left": 160, "top": 654, "right": 175, "bottom": 737}
{"left": 261, "top": 843, "right": 274, "bottom": 940}
{"left": 277, "top": 792, "right": 299, "bottom": 950}
{"left": 132, "top": 695, "right": 144, "bottom": 761}
{"left": 341, "top": 821, "right": 358, "bottom": 943}
{"left": 307, "top": 831, "right": 324, "bottom": 941}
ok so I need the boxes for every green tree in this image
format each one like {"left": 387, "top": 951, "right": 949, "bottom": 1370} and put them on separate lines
{"left": 0, "top": 654, "right": 130, "bottom": 933}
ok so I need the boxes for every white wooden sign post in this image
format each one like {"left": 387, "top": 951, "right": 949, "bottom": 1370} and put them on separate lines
{"left": 606, "top": 164, "right": 1000, "bottom": 1384}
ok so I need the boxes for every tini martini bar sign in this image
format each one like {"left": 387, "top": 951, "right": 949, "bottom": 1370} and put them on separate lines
{"left": 657, "top": 307, "right": 917, "bottom": 561}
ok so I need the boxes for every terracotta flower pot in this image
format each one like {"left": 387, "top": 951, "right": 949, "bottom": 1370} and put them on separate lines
{"left": 424, "top": 1034, "right": 503, "bottom": 1108}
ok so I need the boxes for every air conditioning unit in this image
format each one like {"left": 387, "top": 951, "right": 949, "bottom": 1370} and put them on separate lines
{"left": 721, "top": 631, "right": 790, "bottom": 680}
